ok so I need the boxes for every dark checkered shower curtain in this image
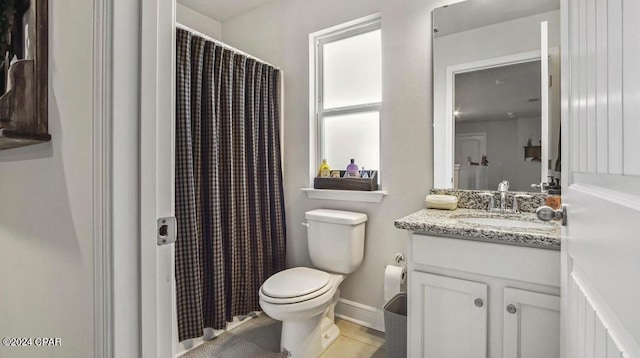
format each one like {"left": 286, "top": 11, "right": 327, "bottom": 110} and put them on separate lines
{"left": 174, "top": 28, "right": 286, "bottom": 342}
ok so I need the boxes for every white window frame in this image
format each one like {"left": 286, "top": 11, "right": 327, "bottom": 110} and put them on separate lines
{"left": 308, "top": 14, "right": 382, "bottom": 186}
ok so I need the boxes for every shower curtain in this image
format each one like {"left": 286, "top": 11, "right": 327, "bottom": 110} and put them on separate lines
{"left": 175, "top": 28, "right": 286, "bottom": 342}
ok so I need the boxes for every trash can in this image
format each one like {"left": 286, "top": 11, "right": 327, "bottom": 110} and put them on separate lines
{"left": 383, "top": 293, "right": 407, "bottom": 358}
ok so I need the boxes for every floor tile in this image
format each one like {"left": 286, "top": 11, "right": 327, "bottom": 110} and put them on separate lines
{"left": 336, "top": 319, "right": 386, "bottom": 349}
{"left": 319, "top": 336, "right": 386, "bottom": 358}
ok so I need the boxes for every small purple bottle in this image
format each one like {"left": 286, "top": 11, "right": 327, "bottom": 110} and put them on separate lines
{"left": 346, "top": 159, "right": 360, "bottom": 177}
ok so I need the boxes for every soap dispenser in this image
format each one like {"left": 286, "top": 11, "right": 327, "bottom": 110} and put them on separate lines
{"left": 345, "top": 159, "right": 360, "bottom": 177}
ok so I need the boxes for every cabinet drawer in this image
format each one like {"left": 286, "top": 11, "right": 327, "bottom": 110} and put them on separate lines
{"left": 411, "top": 234, "right": 560, "bottom": 287}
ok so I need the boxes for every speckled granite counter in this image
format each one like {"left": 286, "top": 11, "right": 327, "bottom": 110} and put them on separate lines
{"left": 394, "top": 208, "right": 561, "bottom": 250}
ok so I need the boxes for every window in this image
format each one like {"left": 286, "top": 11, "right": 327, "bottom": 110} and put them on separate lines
{"left": 310, "top": 15, "right": 382, "bottom": 183}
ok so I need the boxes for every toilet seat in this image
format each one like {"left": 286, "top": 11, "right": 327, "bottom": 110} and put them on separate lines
{"left": 260, "top": 267, "right": 333, "bottom": 304}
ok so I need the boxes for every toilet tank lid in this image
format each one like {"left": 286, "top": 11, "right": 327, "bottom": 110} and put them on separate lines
{"left": 305, "top": 209, "right": 367, "bottom": 225}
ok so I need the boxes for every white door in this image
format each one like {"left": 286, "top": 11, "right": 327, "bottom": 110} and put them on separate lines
{"left": 561, "top": 0, "right": 640, "bottom": 357}
{"left": 455, "top": 133, "right": 488, "bottom": 189}
{"left": 410, "top": 272, "right": 488, "bottom": 358}
{"left": 455, "top": 132, "right": 487, "bottom": 165}
{"left": 503, "top": 288, "right": 560, "bottom": 358}
{"left": 140, "top": 0, "right": 176, "bottom": 357}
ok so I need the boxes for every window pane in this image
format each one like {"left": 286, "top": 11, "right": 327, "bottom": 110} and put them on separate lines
{"left": 323, "top": 111, "right": 380, "bottom": 173}
{"left": 323, "top": 29, "right": 381, "bottom": 109}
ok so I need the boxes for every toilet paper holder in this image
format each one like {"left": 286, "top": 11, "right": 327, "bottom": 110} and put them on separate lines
{"left": 393, "top": 253, "right": 405, "bottom": 264}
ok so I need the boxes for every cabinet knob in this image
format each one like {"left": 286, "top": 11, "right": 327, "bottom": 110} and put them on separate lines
{"left": 506, "top": 304, "right": 517, "bottom": 314}
{"left": 474, "top": 298, "right": 484, "bottom": 307}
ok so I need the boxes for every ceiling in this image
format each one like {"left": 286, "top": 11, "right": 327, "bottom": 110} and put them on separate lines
{"left": 455, "top": 60, "right": 541, "bottom": 122}
{"left": 433, "top": 0, "right": 559, "bottom": 37}
{"left": 178, "top": 0, "right": 275, "bottom": 22}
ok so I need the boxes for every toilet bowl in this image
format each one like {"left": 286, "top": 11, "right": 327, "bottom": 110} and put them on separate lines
{"left": 258, "top": 209, "right": 367, "bottom": 358}
{"left": 259, "top": 267, "right": 344, "bottom": 357}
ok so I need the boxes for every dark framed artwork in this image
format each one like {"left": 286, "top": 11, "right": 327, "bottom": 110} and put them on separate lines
{"left": 0, "top": 0, "right": 49, "bottom": 150}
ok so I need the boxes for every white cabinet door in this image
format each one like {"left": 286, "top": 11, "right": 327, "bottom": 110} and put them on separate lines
{"left": 410, "top": 272, "right": 488, "bottom": 358}
{"left": 503, "top": 288, "right": 560, "bottom": 358}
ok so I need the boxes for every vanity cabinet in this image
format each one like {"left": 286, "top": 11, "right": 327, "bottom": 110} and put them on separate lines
{"left": 408, "top": 234, "right": 560, "bottom": 358}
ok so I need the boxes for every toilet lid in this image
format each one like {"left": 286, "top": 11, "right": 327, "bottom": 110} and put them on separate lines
{"left": 261, "top": 267, "right": 331, "bottom": 299}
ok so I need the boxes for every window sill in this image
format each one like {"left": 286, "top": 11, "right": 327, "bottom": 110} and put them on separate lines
{"left": 301, "top": 188, "right": 388, "bottom": 203}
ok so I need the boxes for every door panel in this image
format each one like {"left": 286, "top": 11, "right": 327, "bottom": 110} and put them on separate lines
{"left": 622, "top": 0, "right": 640, "bottom": 175}
{"left": 585, "top": 0, "right": 597, "bottom": 173}
{"left": 606, "top": 0, "right": 623, "bottom": 175}
{"left": 140, "top": 0, "right": 176, "bottom": 356}
{"left": 562, "top": 0, "right": 640, "bottom": 356}
{"left": 503, "top": 288, "right": 560, "bottom": 358}
{"left": 566, "top": 184, "right": 640, "bottom": 356}
{"left": 594, "top": 0, "right": 608, "bottom": 174}
{"left": 568, "top": 272, "right": 625, "bottom": 358}
{"left": 566, "top": 185, "right": 640, "bottom": 357}
{"left": 455, "top": 133, "right": 486, "bottom": 165}
{"left": 411, "top": 272, "right": 487, "bottom": 358}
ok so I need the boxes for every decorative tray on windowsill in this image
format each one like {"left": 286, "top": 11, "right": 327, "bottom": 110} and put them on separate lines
{"left": 313, "top": 170, "right": 378, "bottom": 191}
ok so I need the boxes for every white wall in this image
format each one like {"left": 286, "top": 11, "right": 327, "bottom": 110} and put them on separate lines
{"left": 433, "top": 10, "right": 561, "bottom": 188}
{"left": 0, "top": 0, "right": 95, "bottom": 357}
{"left": 222, "top": 0, "right": 446, "bottom": 311}
{"left": 177, "top": 3, "right": 222, "bottom": 40}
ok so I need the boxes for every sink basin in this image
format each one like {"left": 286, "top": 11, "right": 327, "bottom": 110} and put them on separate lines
{"left": 457, "top": 217, "right": 551, "bottom": 230}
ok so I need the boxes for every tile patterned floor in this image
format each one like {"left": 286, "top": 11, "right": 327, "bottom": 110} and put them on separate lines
{"left": 320, "top": 319, "right": 386, "bottom": 358}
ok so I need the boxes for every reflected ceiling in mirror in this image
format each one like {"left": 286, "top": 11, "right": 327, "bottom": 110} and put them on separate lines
{"left": 433, "top": 0, "right": 559, "bottom": 38}
{"left": 455, "top": 60, "right": 541, "bottom": 122}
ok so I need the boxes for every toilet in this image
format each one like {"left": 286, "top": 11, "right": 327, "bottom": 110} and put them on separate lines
{"left": 259, "top": 209, "right": 367, "bottom": 358}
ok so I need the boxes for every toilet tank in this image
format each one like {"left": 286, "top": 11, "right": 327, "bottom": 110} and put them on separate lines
{"left": 304, "top": 209, "right": 367, "bottom": 274}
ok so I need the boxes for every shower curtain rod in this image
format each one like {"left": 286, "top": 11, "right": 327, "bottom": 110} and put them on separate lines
{"left": 176, "top": 23, "right": 281, "bottom": 70}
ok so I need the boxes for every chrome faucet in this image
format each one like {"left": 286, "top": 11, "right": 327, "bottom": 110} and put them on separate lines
{"left": 497, "top": 180, "right": 510, "bottom": 213}
{"left": 480, "top": 181, "right": 529, "bottom": 214}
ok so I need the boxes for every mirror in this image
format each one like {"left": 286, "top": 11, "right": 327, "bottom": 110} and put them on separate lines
{"left": 432, "top": 0, "right": 561, "bottom": 192}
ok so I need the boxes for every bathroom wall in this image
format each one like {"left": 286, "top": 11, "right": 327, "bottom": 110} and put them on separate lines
{"left": 456, "top": 117, "right": 541, "bottom": 191}
{"left": 222, "top": 0, "right": 448, "bottom": 311}
{"left": 0, "top": 0, "right": 95, "bottom": 356}
{"left": 177, "top": 3, "right": 223, "bottom": 40}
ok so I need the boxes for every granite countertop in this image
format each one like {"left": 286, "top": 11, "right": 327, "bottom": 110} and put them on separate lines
{"left": 394, "top": 208, "right": 561, "bottom": 250}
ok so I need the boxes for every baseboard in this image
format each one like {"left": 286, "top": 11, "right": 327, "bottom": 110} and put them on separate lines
{"left": 335, "top": 298, "right": 385, "bottom": 333}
